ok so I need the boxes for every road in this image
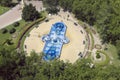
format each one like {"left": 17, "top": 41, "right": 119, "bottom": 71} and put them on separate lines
{"left": 0, "top": 1, "right": 44, "bottom": 29}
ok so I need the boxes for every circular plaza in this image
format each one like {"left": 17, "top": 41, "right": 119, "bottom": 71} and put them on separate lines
{"left": 24, "top": 10, "right": 88, "bottom": 63}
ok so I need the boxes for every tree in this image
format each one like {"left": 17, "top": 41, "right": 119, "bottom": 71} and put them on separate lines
{"left": 43, "top": 0, "right": 60, "bottom": 14}
{"left": 0, "top": 49, "right": 26, "bottom": 80}
{"left": 59, "top": 0, "right": 120, "bottom": 45}
{"left": 0, "top": 0, "right": 12, "bottom": 7}
{"left": 0, "top": 48, "right": 120, "bottom": 80}
{"left": 96, "top": 52, "right": 101, "bottom": 59}
{"left": 116, "top": 40, "right": 120, "bottom": 59}
{"left": 46, "top": 7, "right": 59, "bottom": 14}
{"left": 17, "top": 0, "right": 21, "bottom": 3}
{"left": 22, "top": 4, "right": 40, "bottom": 21}
{"left": 59, "top": 0, "right": 73, "bottom": 11}
{"left": 43, "top": 0, "right": 59, "bottom": 7}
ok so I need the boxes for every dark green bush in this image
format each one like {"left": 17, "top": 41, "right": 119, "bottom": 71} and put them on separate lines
{"left": 6, "top": 39, "right": 13, "bottom": 45}
{"left": 22, "top": 4, "right": 40, "bottom": 21}
{"left": 2, "top": 28, "right": 8, "bottom": 34}
{"left": 13, "top": 22, "right": 20, "bottom": 27}
{"left": 9, "top": 28, "right": 16, "bottom": 34}
{"left": 96, "top": 52, "right": 101, "bottom": 59}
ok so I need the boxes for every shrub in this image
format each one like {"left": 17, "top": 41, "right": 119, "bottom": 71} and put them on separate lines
{"left": 22, "top": 4, "right": 40, "bottom": 21}
{"left": 3, "top": 39, "right": 13, "bottom": 45}
{"left": 6, "top": 39, "right": 13, "bottom": 45}
{"left": 2, "top": 28, "right": 8, "bottom": 34}
{"left": 96, "top": 52, "right": 101, "bottom": 59}
{"left": 9, "top": 28, "right": 16, "bottom": 34}
{"left": 13, "top": 22, "right": 20, "bottom": 27}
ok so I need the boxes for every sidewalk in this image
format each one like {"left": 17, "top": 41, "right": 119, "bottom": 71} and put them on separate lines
{"left": 0, "top": 4, "right": 22, "bottom": 29}
{"left": 0, "top": 1, "right": 44, "bottom": 29}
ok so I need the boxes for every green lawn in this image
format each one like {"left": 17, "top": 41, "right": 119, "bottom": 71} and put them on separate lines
{"left": 0, "top": 6, "right": 10, "bottom": 15}
{"left": 0, "top": 11, "right": 46, "bottom": 50}
{"left": 86, "top": 27, "right": 94, "bottom": 50}
{"left": 95, "top": 50, "right": 110, "bottom": 66}
{"left": 105, "top": 44, "right": 120, "bottom": 66}
{"left": 0, "top": 20, "right": 28, "bottom": 49}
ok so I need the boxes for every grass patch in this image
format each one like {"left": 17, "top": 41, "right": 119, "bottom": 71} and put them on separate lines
{"left": 96, "top": 51, "right": 101, "bottom": 59}
{"left": 91, "top": 50, "right": 110, "bottom": 67}
{"left": 0, "top": 11, "right": 46, "bottom": 50}
{"left": 18, "top": 11, "right": 47, "bottom": 51}
{"left": 86, "top": 28, "right": 94, "bottom": 50}
{"left": 40, "top": 11, "right": 48, "bottom": 17}
{"left": 96, "top": 50, "right": 110, "bottom": 66}
{"left": 19, "top": 17, "right": 46, "bottom": 51}
{"left": 0, "top": 20, "right": 28, "bottom": 49}
{"left": 0, "top": 6, "right": 10, "bottom": 15}
{"left": 104, "top": 44, "right": 120, "bottom": 66}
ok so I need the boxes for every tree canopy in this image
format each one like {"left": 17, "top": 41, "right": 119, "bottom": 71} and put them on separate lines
{"left": 0, "top": 0, "right": 12, "bottom": 7}
{"left": 0, "top": 0, "right": 120, "bottom": 80}
{"left": 43, "top": 0, "right": 120, "bottom": 44}
{"left": 43, "top": 0, "right": 60, "bottom": 14}
{"left": 22, "top": 4, "right": 40, "bottom": 21}
{"left": 57, "top": 0, "right": 120, "bottom": 58}
{"left": 0, "top": 49, "right": 120, "bottom": 80}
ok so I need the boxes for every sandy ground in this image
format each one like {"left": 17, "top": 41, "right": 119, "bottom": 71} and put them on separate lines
{"left": 24, "top": 10, "right": 87, "bottom": 63}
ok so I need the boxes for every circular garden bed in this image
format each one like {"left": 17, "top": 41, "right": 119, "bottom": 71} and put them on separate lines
{"left": 91, "top": 50, "right": 110, "bottom": 66}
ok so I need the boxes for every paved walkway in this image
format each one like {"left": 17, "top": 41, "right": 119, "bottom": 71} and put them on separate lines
{"left": 0, "top": 1, "right": 44, "bottom": 29}
{"left": 0, "top": 4, "right": 22, "bottom": 29}
{"left": 25, "top": 1, "right": 45, "bottom": 12}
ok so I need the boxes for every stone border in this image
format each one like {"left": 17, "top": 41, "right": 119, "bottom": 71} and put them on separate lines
{"left": 95, "top": 44, "right": 102, "bottom": 49}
